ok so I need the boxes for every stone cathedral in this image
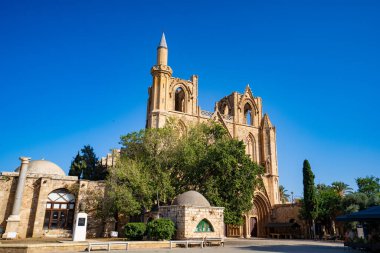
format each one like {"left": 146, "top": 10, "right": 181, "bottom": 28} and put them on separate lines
{"left": 146, "top": 34, "right": 280, "bottom": 238}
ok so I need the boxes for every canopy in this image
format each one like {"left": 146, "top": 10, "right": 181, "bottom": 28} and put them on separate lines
{"left": 336, "top": 205, "right": 380, "bottom": 222}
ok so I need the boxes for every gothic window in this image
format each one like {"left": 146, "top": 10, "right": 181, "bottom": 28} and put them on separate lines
{"left": 43, "top": 189, "right": 75, "bottom": 230}
{"left": 195, "top": 219, "right": 214, "bottom": 232}
{"left": 244, "top": 103, "right": 253, "bottom": 125}
{"left": 246, "top": 135, "right": 256, "bottom": 162}
{"left": 174, "top": 87, "right": 185, "bottom": 112}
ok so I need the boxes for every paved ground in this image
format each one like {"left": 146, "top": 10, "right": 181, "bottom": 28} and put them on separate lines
{"left": 78, "top": 238, "right": 359, "bottom": 253}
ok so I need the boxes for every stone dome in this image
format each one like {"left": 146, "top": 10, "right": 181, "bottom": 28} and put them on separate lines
{"left": 172, "top": 191, "right": 211, "bottom": 207}
{"left": 15, "top": 160, "right": 66, "bottom": 176}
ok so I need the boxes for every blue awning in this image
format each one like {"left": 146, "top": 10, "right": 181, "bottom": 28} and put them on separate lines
{"left": 336, "top": 205, "right": 380, "bottom": 222}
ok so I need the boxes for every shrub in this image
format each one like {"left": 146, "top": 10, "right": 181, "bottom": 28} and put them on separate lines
{"left": 146, "top": 218, "right": 176, "bottom": 240}
{"left": 124, "top": 222, "right": 146, "bottom": 240}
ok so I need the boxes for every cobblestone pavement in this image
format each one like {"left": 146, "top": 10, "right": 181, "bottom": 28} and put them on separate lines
{"left": 65, "top": 238, "right": 360, "bottom": 253}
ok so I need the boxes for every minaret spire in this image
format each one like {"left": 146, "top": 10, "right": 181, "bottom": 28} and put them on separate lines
{"left": 158, "top": 33, "right": 167, "bottom": 49}
{"left": 156, "top": 33, "right": 168, "bottom": 65}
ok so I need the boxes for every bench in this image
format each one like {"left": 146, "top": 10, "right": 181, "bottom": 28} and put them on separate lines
{"left": 204, "top": 237, "right": 224, "bottom": 247}
{"left": 170, "top": 240, "right": 204, "bottom": 249}
{"left": 88, "top": 241, "right": 129, "bottom": 252}
{"left": 270, "top": 233, "right": 280, "bottom": 239}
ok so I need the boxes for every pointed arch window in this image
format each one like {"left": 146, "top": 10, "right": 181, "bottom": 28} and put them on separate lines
{"left": 246, "top": 135, "right": 256, "bottom": 162}
{"left": 244, "top": 103, "right": 253, "bottom": 125}
{"left": 175, "top": 87, "right": 185, "bottom": 112}
{"left": 195, "top": 219, "right": 214, "bottom": 232}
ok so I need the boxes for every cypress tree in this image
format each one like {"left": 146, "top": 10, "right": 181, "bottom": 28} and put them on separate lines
{"left": 302, "top": 159, "right": 317, "bottom": 238}
{"left": 69, "top": 152, "right": 85, "bottom": 179}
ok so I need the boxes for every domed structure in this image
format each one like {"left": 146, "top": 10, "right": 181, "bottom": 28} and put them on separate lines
{"left": 15, "top": 160, "right": 66, "bottom": 176}
{"left": 172, "top": 190, "right": 211, "bottom": 207}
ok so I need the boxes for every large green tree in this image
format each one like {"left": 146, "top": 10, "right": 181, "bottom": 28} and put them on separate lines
{"left": 106, "top": 157, "right": 153, "bottom": 217}
{"left": 117, "top": 120, "right": 263, "bottom": 225}
{"left": 300, "top": 159, "right": 317, "bottom": 238}
{"left": 315, "top": 185, "right": 342, "bottom": 235}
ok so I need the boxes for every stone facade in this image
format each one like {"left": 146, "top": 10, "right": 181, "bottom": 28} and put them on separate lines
{"left": 146, "top": 34, "right": 279, "bottom": 237}
{"left": 0, "top": 160, "right": 105, "bottom": 239}
{"left": 159, "top": 205, "right": 224, "bottom": 239}
{"left": 158, "top": 191, "right": 224, "bottom": 239}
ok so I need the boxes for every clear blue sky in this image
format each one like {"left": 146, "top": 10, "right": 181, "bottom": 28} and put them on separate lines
{"left": 1, "top": 0, "right": 379, "bottom": 198}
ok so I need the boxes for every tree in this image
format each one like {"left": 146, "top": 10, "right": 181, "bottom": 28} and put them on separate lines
{"left": 356, "top": 176, "right": 380, "bottom": 196}
{"left": 106, "top": 157, "right": 153, "bottom": 217}
{"left": 300, "top": 159, "right": 317, "bottom": 238}
{"left": 69, "top": 145, "right": 107, "bottom": 180}
{"left": 81, "top": 145, "right": 99, "bottom": 180}
{"left": 118, "top": 120, "right": 263, "bottom": 225}
{"left": 315, "top": 185, "right": 342, "bottom": 235}
{"left": 279, "top": 185, "right": 290, "bottom": 204}
{"left": 170, "top": 122, "right": 263, "bottom": 225}
{"left": 331, "top": 181, "right": 352, "bottom": 197}
{"left": 69, "top": 152, "right": 85, "bottom": 179}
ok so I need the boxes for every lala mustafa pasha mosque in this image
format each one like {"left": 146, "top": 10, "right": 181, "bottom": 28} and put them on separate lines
{"left": 0, "top": 34, "right": 305, "bottom": 240}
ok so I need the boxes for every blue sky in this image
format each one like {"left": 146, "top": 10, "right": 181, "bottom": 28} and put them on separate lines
{"left": 1, "top": 0, "right": 379, "bottom": 197}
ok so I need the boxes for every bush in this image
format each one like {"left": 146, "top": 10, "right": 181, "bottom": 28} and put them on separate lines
{"left": 147, "top": 218, "right": 176, "bottom": 240}
{"left": 124, "top": 222, "right": 146, "bottom": 240}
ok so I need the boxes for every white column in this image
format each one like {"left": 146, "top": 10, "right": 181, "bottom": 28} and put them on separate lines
{"left": 3, "top": 157, "right": 31, "bottom": 238}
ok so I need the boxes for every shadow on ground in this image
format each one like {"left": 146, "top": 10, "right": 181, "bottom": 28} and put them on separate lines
{"left": 237, "top": 244, "right": 355, "bottom": 253}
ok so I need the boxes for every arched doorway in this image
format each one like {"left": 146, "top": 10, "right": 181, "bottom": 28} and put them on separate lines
{"left": 43, "top": 189, "right": 75, "bottom": 230}
{"left": 251, "top": 192, "right": 271, "bottom": 237}
{"left": 250, "top": 217, "right": 258, "bottom": 237}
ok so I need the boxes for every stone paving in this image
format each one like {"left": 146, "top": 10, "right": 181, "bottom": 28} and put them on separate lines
{"left": 61, "top": 238, "right": 360, "bottom": 253}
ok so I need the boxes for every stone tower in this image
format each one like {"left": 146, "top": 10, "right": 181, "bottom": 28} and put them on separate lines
{"left": 146, "top": 34, "right": 280, "bottom": 237}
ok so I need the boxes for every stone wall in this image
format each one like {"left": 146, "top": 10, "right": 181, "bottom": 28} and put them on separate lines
{"left": 0, "top": 172, "right": 105, "bottom": 238}
{"left": 271, "top": 203, "right": 308, "bottom": 237}
{"left": 159, "top": 205, "right": 224, "bottom": 239}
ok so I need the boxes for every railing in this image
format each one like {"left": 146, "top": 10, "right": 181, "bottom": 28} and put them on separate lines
{"left": 200, "top": 110, "right": 234, "bottom": 122}
{"left": 222, "top": 114, "right": 233, "bottom": 121}
{"left": 200, "top": 110, "right": 213, "bottom": 118}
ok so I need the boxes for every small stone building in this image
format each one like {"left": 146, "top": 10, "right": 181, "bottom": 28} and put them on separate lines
{"left": 159, "top": 191, "right": 224, "bottom": 239}
{"left": 0, "top": 158, "right": 105, "bottom": 239}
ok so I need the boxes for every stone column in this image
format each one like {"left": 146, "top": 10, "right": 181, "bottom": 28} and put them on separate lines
{"left": 2, "top": 157, "right": 31, "bottom": 239}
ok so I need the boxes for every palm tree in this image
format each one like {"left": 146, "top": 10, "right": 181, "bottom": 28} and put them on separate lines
{"left": 279, "top": 185, "right": 290, "bottom": 204}
{"left": 331, "top": 181, "right": 353, "bottom": 196}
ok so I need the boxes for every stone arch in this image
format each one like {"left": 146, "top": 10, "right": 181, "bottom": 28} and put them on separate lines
{"left": 43, "top": 188, "right": 76, "bottom": 230}
{"left": 174, "top": 86, "right": 186, "bottom": 112}
{"left": 245, "top": 133, "right": 257, "bottom": 162}
{"left": 195, "top": 218, "right": 214, "bottom": 232}
{"left": 177, "top": 119, "right": 187, "bottom": 136}
{"left": 244, "top": 103, "right": 254, "bottom": 125}
{"left": 251, "top": 191, "right": 271, "bottom": 237}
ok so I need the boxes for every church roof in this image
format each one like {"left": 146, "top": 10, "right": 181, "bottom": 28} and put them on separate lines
{"left": 158, "top": 33, "right": 167, "bottom": 48}
{"left": 15, "top": 160, "right": 66, "bottom": 176}
{"left": 172, "top": 190, "right": 211, "bottom": 207}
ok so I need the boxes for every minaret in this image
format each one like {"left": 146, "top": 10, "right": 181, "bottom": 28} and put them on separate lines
{"left": 147, "top": 33, "right": 173, "bottom": 128}
{"left": 157, "top": 33, "right": 168, "bottom": 65}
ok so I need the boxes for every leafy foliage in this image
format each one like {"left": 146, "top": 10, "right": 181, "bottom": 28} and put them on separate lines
{"left": 300, "top": 159, "right": 317, "bottom": 222}
{"left": 69, "top": 152, "right": 85, "bottom": 179}
{"left": 115, "top": 120, "right": 263, "bottom": 225}
{"left": 146, "top": 218, "right": 176, "bottom": 240}
{"left": 69, "top": 145, "right": 107, "bottom": 180}
{"left": 106, "top": 157, "right": 153, "bottom": 217}
{"left": 124, "top": 222, "right": 146, "bottom": 240}
{"left": 356, "top": 176, "right": 380, "bottom": 196}
{"left": 279, "top": 185, "right": 290, "bottom": 204}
